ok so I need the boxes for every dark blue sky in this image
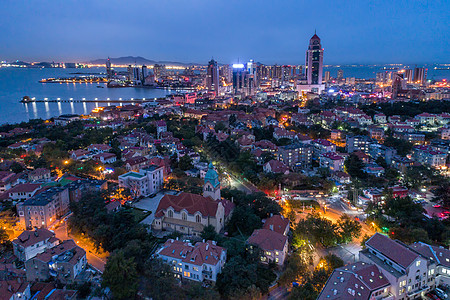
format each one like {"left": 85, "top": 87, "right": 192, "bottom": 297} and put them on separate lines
{"left": 0, "top": 0, "right": 448, "bottom": 65}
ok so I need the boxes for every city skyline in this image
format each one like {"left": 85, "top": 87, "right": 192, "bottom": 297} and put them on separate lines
{"left": 0, "top": 1, "right": 449, "bottom": 64}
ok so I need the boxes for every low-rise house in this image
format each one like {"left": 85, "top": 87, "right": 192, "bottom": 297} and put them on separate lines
{"left": 92, "top": 152, "right": 117, "bottom": 164}
{"left": 28, "top": 168, "right": 51, "bottom": 182}
{"left": 125, "top": 156, "right": 149, "bottom": 171}
{"left": 12, "top": 228, "right": 59, "bottom": 262}
{"left": 7, "top": 184, "right": 41, "bottom": 202}
{"left": 374, "top": 113, "right": 387, "bottom": 124}
{"left": 363, "top": 163, "right": 385, "bottom": 177}
{"left": 118, "top": 165, "right": 164, "bottom": 197}
{"left": 317, "top": 262, "right": 391, "bottom": 300}
{"left": 273, "top": 128, "right": 296, "bottom": 140}
{"left": 331, "top": 171, "right": 351, "bottom": 184}
{"left": 69, "top": 149, "right": 90, "bottom": 160}
{"left": 87, "top": 144, "right": 112, "bottom": 154}
{"left": 263, "top": 214, "right": 289, "bottom": 236}
{"left": 152, "top": 192, "right": 226, "bottom": 236}
{"left": 263, "top": 160, "right": 289, "bottom": 174}
{"left": 416, "top": 112, "right": 436, "bottom": 125}
{"left": 0, "top": 279, "right": 31, "bottom": 300}
{"left": 155, "top": 239, "right": 226, "bottom": 283}
{"left": 25, "top": 239, "right": 87, "bottom": 284}
{"left": 248, "top": 228, "right": 288, "bottom": 266}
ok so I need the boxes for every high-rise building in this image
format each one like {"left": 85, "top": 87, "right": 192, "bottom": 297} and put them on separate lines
{"left": 324, "top": 71, "right": 330, "bottom": 83}
{"left": 232, "top": 63, "right": 255, "bottom": 96}
{"left": 306, "top": 33, "right": 324, "bottom": 85}
{"left": 404, "top": 69, "right": 413, "bottom": 83}
{"left": 141, "top": 65, "right": 148, "bottom": 81}
{"left": 337, "top": 69, "right": 344, "bottom": 80}
{"left": 106, "top": 57, "right": 112, "bottom": 79}
{"left": 153, "top": 64, "right": 166, "bottom": 81}
{"left": 413, "top": 67, "right": 427, "bottom": 85}
{"left": 206, "top": 59, "right": 220, "bottom": 95}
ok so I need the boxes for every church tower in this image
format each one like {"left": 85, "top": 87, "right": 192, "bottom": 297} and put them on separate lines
{"left": 203, "top": 162, "right": 221, "bottom": 200}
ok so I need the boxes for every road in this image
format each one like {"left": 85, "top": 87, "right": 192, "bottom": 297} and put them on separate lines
{"left": 223, "top": 171, "right": 259, "bottom": 194}
{"left": 53, "top": 221, "right": 107, "bottom": 273}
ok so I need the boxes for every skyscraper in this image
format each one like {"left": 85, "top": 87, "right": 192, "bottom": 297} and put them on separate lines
{"left": 206, "top": 59, "right": 220, "bottom": 96}
{"left": 404, "top": 69, "right": 413, "bottom": 83}
{"left": 413, "top": 67, "right": 427, "bottom": 85}
{"left": 337, "top": 69, "right": 344, "bottom": 80}
{"left": 306, "top": 32, "right": 324, "bottom": 85}
{"left": 324, "top": 71, "right": 330, "bottom": 83}
{"left": 106, "top": 57, "right": 112, "bottom": 79}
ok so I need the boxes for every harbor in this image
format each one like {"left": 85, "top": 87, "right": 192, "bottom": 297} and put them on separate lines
{"left": 21, "top": 96, "right": 160, "bottom": 103}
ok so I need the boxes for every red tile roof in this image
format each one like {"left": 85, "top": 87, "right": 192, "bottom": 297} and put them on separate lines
{"left": 155, "top": 192, "right": 219, "bottom": 218}
{"left": 366, "top": 233, "right": 419, "bottom": 269}
{"left": 8, "top": 183, "right": 41, "bottom": 194}
{"left": 157, "top": 239, "right": 225, "bottom": 266}
{"left": 248, "top": 229, "right": 288, "bottom": 251}
{"left": 263, "top": 215, "right": 289, "bottom": 235}
{"left": 13, "top": 229, "right": 56, "bottom": 248}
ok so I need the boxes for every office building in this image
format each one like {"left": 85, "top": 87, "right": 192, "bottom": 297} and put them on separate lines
{"left": 206, "top": 59, "right": 220, "bottom": 96}
{"left": 337, "top": 69, "right": 343, "bottom": 80}
{"left": 324, "top": 71, "right": 330, "bottom": 83}
{"left": 306, "top": 32, "right": 324, "bottom": 84}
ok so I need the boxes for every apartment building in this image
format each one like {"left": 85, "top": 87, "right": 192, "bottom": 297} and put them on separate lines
{"left": 16, "top": 187, "right": 70, "bottom": 230}
{"left": 155, "top": 239, "right": 226, "bottom": 283}
{"left": 278, "top": 143, "right": 313, "bottom": 169}
{"left": 118, "top": 165, "right": 164, "bottom": 197}
{"left": 12, "top": 228, "right": 59, "bottom": 262}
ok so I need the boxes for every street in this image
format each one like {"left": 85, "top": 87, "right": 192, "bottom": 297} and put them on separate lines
{"left": 53, "top": 221, "right": 107, "bottom": 273}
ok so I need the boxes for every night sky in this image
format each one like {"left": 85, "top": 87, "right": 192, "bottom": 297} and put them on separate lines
{"left": 0, "top": 0, "right": 448, "bottom": 65}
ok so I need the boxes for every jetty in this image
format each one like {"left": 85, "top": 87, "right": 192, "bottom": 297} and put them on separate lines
{"left": 20, "top": 96, "right": 162, "bottom": 104}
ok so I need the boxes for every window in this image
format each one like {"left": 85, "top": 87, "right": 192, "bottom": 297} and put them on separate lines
{"left": 196, "top": 215, "right": 201, "bottom": 223}
{"left": 168, "top": 210, "right": 173, "bottom": 218}
{"left": 182, "top": 212, "right": 187, "bottom": 221}
{"left": 416, "top": 261, "right": 421, "bottom": 267}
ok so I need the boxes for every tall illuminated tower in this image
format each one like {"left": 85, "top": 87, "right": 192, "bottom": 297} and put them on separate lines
{"left": 206, "top": 59, "right": 220, "bottom": 95}
{"left": 305, "top": 32, "right": 324, "bottom": 85}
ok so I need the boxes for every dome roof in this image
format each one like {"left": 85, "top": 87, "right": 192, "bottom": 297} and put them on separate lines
{"left": 204, "top": 162, "right": 220, "bottom": 188}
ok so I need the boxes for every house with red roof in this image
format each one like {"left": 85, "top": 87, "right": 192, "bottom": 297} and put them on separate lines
{"left": 7, "top": 183, "right": 42, "bottom": 202}
{"left": 320, "top": 152, "right": 345, "bottom": 172}
{"left": 92, "top": 152, "right": 117, "bottom": 164}
{"left": 155, "top": 239, "right": 226, "bottom": 282}
{"left": 125, "top": 156, "right": 149, "bottom": 171}
{"left": 263, "top": 160, "right": 289, "bottom": 174}
{"left": 28, "top": 168, "right": 51, "bottom": 182}
{"left": 0, "top": 279, "right": 31, "bottom": 300}
{"left": 25, "top": 239, "right": 87, "bottom": 284}
{"left": 69, "top": 149, "right": 90, "bottom": 160}
{"left": 12, "top": 228, "right": 60, "bottom": 262}
{"left": 87, "top": 143, "right": 112, "bottom": 154}
{"left": 247, "top": 228, "right": 288, "bottom": 266}
{"left": 152, "top": 192, "right": 226, "bottom": 236}
{"left": 263, "top": 214, "right": 289, "bottom": 236}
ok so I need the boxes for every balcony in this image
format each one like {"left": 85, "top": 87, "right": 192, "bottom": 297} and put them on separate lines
{"left": 202, "top": 270, "right": 212, "bottom": 276}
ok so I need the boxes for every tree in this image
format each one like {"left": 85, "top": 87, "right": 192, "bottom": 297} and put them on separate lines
{"left": 338, "top": 214, "right": 362, "bottom": 243}
{"left": 201, "top": 225, "right": 218, "bottom": 241}
{"left": 216, "top": 257, "right": 259, "bottom": 298}
{"left": 345, "top": 154, "right": 365, "bottom": 179}
{"left": 384, "top": 136, "right": 413, "bottom": 157}
{"left": 288, "top": 282, "right": 317, "bottom": 300}
{"left": 178, "top": 154, "right": 193, "bottom": 171}
{"left": 102, "top": 250, "right": 138, "bottom": 300}
{"left": 215, "top": 121, "right": 226, "bottom": 132}
{"left": 226, "top": 206, "right": 261, "bottom": 237}
{"left": 278, "top": 255, "right": 308, "bottom": 286}
{"left": 141, "top": 259, "right": 181, "bottom": 300}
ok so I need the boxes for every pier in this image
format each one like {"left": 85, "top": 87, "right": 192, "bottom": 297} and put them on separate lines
{"left": 21, "top": 97, "right": 161, "bottom": 104}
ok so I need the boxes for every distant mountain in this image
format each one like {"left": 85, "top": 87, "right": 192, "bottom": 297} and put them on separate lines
{"left": 89, "top": 56, "right": 199, "bottom": 66}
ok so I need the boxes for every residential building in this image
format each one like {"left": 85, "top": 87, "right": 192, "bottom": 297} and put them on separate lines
{"left": 412, "top": 145, "right": 448, "bottom": 169}
{"left": 7, "top": 184, "right": 41, "bottom": 202}
{"left": 312, "top": 139, "right": 336, "bottom": 158}
{"left": 12, "top": 228, "right": 59, "bottom": 262}
{"left": 320, "top": 152, "right": 345, "bottom": 172}
{"left": 305, "top": 33, "right": 324, "bottom": 85}
{"left": 278, "top": 143, "right": 313, "bottom": 169}
{"left": 346, "top": 135, "right": 371, "bottom": 153}
{"left": 28, "top": 168, "right": 51, "bottom": 182}
{"left": 69, "top": 149, "right": 90, "bottom": 160}
{"left": 152, "top": 192, "right": 226, "bottom": 236}
{"left": 262, "top": 215, "right": 289, "bottom": 236}
{"left": 369, "top": 144, "right": 397, "bottom": 165}
{"left": 25, "top": 239, "right": 87, "bottom": 284}
{"left": 248, "top": 228, "right": 288, "bottom": 266}
{"left": 17, "top": 187, "right": 70, "bottom": 229}
{"left": 125, "top": 156, "right": 149, "bottom": 171}
{"left": 263, "top": 160, "right": 289, "bottom": 174}
{"left": 87, "top": 144, "right": 112, "bottom": 154}
{"left": 359, "top": 233, "right": 431, "bottom": 299}
{"left": 318, "top": 262, "right": 391, "bottom": 300}
{"left": 118, "top": 165, "right": 164, "bottom": 197}
{"left": 374, "top": 113, "right": 387, "bottom": 124}
{"left": 155, "top": 239, "right": 226, "bottom": 283}
{"left": 0, "top": 279, "right": 31, "bottom": 300}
